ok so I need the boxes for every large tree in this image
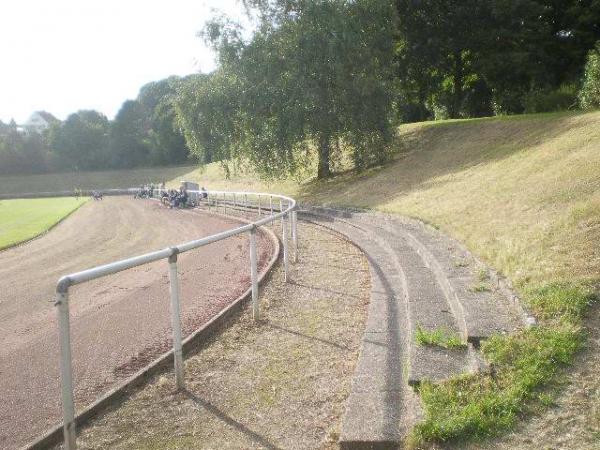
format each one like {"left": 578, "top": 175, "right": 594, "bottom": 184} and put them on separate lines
{"left": 108, "top": 100, "right": 150, "bottom": 168}
{"left": 138, "top": 77, "right": 190, "bottom": 165}
{"left": 175, "top": 72, "right": 242, "bottom": 167}
{"left": 47, "top": 110, "right": 110, "bottom": 170}
{"left": 196, "top": 0, "right": 397, "bottom": 179}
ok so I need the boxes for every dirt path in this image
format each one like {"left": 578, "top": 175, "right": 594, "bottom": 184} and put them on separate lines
{"left": 0, "top": 197, "right": 273, "bottom": 450}
{"left": 72, "top": 222, "right": 370, "bottom": 450}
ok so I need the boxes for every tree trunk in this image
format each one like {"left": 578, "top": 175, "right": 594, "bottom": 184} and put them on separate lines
{"left": 450, "top": 50, "right": 464, "bottom": 119}
{"left": 317, "top": 134, "right": 331, "bottom": 179}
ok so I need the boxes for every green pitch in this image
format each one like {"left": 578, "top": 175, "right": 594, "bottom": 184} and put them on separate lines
{"left": 0, "top": 197, "right": 88, "bottom": 250}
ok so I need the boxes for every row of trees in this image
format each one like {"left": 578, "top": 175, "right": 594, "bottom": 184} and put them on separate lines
{"left": 0, "top": 76, "right": 192, "bottom": 175}
{"left": 395, "top": 0, "right": 600, "bottom": 121}
{"left": 173, "top": 0, "right": 600, "bottom": 180}
{"left": 2, "top": 0, "right": 600, "bottom": 179}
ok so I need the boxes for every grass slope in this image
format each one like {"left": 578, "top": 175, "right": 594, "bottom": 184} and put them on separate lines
{"left": 177, "top": 110, "right": 600, "bottom": 446}
{"left": 0, "top": 165, "right": 196, "bottom": 195}
{"left": 2, "top": 111, "right": 598, "bottom": 445}
{"left": 0, "top": 197, "right": 88, "bottom": 249}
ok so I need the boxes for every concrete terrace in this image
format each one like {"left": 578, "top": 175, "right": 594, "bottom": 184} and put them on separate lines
{"left": 300, "top": 207, "right": 525, "bottom": 449}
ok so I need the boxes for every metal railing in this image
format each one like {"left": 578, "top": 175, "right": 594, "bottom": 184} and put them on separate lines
{"left": 53, "top": 190, "right": 298, "bottom": 449}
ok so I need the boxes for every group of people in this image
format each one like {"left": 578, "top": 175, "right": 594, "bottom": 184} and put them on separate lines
{"left": 134, "top": 182, "right": 208, "bottom": 209}
{"left": 134, "top": 183, "right": 162, "bottom": 199}
{"left": 161, "top": 187, "right": 190, "bottom": 208}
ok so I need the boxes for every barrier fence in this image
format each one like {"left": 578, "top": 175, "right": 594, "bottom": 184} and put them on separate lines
{"left": 53, "top": 190, "right": 297, "bottom": 450}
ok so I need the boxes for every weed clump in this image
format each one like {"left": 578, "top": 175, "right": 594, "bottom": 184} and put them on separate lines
{"left": 415, "top": 325, "right": 466, "bottom": 350}
{"left": 410, "top": 282, "right": 597, "bottom": 446}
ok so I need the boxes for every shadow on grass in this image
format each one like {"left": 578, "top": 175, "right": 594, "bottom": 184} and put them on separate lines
{"left": 287, "top": 279, "right": 365, "bottom": 300}
{"left": 265, "top": 322, "right": 352, "bottom": 351}
{"left": 298, "top": 112, "right": 596, "bottom": 209}
{"left": 184, "top": 389, "right": 282, "bottom": 450}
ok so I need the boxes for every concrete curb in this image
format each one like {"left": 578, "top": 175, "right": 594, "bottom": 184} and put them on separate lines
{"left": 301, "top": 203, "right": 533, "bottom": 325}
{"left": 21, "top": 210, "right": 281, "bottom": 450}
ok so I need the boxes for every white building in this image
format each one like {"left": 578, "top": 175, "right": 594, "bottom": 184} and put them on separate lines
{"left": 21, "top": 111, "right": 58, "bottom": 134}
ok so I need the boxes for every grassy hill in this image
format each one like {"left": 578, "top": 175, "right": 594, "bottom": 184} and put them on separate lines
{"left": 180, "top": 111, "right": 599, "bottom": 446}
{"left": 185, "top": 111, "right": 599, "bottom": 288}
{"left": 0, "top": 165, "right": 196, "bottom": 195}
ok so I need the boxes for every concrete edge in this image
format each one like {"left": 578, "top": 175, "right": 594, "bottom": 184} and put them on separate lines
{"left": 302, "top": 204, "right": 533, "bottom": 325}
{"left": 395, "top": 227, "right": 470, "bottom": 343}
{"left": 298, "top": 210, "right": 405, "bottom": 448}
{"left": 21, "top": 212, "right": 281, "bottom": 450}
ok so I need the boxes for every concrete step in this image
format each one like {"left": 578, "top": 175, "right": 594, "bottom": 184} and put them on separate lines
{"left": 300, "top": 212, "right": 410, "bottom": 449}
{"left": 367, "top": 217, "right": 521, "bottom": 345}
{"left": 407, "top": 344, "right": 485, "bottom": 387}
{"left": 298, "top": 208, "right": 520, "bottom": 448}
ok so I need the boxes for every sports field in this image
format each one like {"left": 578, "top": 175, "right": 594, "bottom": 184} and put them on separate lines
{"left": 0, "top": 197, "right": 88, "bottom": 250}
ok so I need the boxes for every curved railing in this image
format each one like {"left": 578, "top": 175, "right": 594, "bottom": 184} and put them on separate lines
{"left": 54, "top": 190, "right": 298, "bottom": 450}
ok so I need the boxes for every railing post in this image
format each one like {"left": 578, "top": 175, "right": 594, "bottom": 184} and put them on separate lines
{"left": 207, "top": 192, "right": 211, "bottom": 212}
{"left": 292, "top": 210, "right": 298, "bottom": 263}
{"left": 233, "top": 193, "right": 237, "bottom": 214}
{"left": 249, "top": 227, "right": 259, "bottom": 320}
{"left": 56, "top": 290, "right": 77, "bottom": 450}
{"left": 168, "top": 253, "right": 185, "bottom": 390}
{"left": 258, "top": 195, "right": 262, "bottom": 217}
{"left": 244, "top": 194, "right": 248, "bottom": 214}
{"left": 223, "top": 193, "right": 227, "bottom": 215}
{"left": 281, "top": 208, "right": 289, "bottom": 282}
{"left": 269, "top": 196, "right": 274, "bottom": 226}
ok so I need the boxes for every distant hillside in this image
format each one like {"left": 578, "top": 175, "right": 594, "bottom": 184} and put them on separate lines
{"left": 185, "top": 111, "right": 600, "bottom": 287}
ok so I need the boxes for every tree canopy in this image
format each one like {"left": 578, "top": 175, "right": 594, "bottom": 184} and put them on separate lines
{"left": 177, "top": 0, "right": 397, "bottom": 180}
{"left": 2, "top": 0, "right": 599, "bottom": 177}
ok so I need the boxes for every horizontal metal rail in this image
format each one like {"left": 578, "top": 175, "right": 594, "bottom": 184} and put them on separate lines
{"left": 53, "top": 190, "right": 297, "bottom": 450}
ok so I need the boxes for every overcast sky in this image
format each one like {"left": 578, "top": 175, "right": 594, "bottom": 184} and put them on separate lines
{"left": 0, "top": 0, "right": 246, "bottom": 123}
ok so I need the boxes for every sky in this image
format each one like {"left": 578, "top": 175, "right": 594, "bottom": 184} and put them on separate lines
{"left": 0, "top": 0, "right": 246, "bottom": 123}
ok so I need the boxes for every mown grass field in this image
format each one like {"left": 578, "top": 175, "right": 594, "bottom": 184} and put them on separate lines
{"left": 0, "top": 197, "right": 88, "bottom": 250}
{"left": 0, "top": 165, "right": 195, "bottom": 195}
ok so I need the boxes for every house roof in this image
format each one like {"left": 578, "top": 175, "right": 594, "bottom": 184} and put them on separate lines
{"left": 34, "top": 111, "right": 59, "bottom": 124}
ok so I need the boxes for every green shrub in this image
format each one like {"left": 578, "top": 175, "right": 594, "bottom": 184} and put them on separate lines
{"left": 522, "top": 84, "right": 578, "bottom": 114}
{"left": 579, "top": 42, "right": 600, "bottom": 109}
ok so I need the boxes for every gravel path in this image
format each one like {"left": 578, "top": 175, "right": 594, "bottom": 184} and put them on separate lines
{"left": 0, "top": 197, "right": 273, "bottom": 450}
{"left": 72, "top": 222, "right": 370, "bottom": 450}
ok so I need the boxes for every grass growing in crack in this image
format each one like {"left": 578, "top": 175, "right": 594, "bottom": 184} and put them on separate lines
{"left": 526, "top": 282, "right": 595, "bottom": 323}
{"left": 415, "top": 325, "right": 466, "bottom": 350}
{"left": 477, "top": 268, "right": 490, "bottom": 282}
{"left": 470, "top": 282, "right": 492, "bottom": 293}
{"left": 409, "top": 282, "right": 597, "bottom": 447}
